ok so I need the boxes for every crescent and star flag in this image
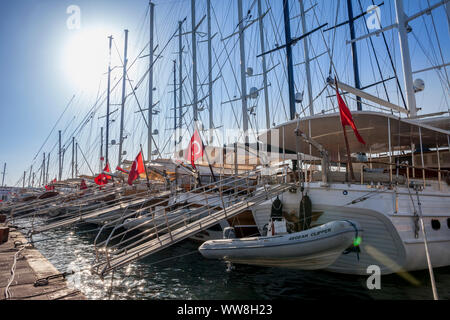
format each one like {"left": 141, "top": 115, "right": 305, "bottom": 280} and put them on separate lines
{"left": 185, "top": 130, "right": 204, "bottom": 169}
{"left": 94, "top": 163, "right": 112, "bottom": 186}
{"left": 335, "top": 82, "right": 366, "bottom": 145}
{"left": 45, "top": 178, "right": 57, "bottom": 190}
{"left": 128, "top": 151, "right": 146, "bottom": 185}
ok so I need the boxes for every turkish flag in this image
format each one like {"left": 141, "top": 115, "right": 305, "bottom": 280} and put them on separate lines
{"left": 103, "top": 163, "right": 112, "bottom": 179}
{"left": 335, "top": 82, "right": 366, "bottom": 145}
{"left": 185, "top": 130, "right": 204, "bottom": 169}
{"left": 45, "top": 178, "right": 57, "bottom": 190}
{"left": 95, "top": 163, "right": 112, "bottom": 185}
{"left": 80, "top": 179, "right": 88, "bottom": 190}
{"left": 128, "top": 151, "right": 145, "bottom": 185}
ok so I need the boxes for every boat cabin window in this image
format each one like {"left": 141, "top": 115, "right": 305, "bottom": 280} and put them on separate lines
{"left": 431, "top": 219, "right": 440, "bottom": 231}
{"left": 447, "top": 218, "right": 450, "bottom": 229}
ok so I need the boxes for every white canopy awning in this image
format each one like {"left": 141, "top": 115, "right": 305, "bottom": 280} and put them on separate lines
{"left": 258, "top": 111, "right": 450, "bottom": 160}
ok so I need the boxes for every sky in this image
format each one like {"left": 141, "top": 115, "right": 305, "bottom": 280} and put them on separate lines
{"left": 0, "top": 0, "right": 449, "bottom": 187}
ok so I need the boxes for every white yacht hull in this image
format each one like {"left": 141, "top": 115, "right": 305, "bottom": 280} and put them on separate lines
{"left": 251, "top": 182, "right": 450, "bottom": 275}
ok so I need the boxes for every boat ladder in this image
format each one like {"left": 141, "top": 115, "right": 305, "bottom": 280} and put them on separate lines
{"left": 91, "top": 171, "right": 293, "bottom": 276}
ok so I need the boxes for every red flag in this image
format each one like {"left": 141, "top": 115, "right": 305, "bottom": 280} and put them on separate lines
{"left": 45, "top": 178, "right": 56, "bottom": 190}
{"left": 335, "top": 83, "right": 366, "bottom": 145}
{"left": 80, "top": 179, "right": 88, "bottom": 190}
{"left": 116, "top": 166, "right": 129, "bottom": 174}
{"left": 103, "top": 163, "right": 112, "bottom": 179}
{"left": 128, "top": 151, "right": 145, "bottom": 185}
{"left": 95, "top": 163, "right": 112, "bottom": 185}
{"left": 184, "top": 130, "right": 204, "bottom": 169}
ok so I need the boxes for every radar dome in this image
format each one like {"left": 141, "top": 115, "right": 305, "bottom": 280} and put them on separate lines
{"left": 249, "top": 87, "right": 259, "bottom": 99}
{"left": 295, "top": 92, "right": 304, "bottom": 103}
{"left": 413, "top": 79, "right": 425, "bottom": 93}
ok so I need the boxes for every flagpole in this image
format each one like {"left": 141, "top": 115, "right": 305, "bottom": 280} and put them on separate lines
{"left": 336, "top": 78, "right": 355, "bottom": 182}
{"left": 342, "top": 125, "right": 355, "bottom": 182}
{"left": 140, "top": 144, "right": 151, "bottom": 188}
{"left": 197, "top": 131, "right": 217, "bottom": 183}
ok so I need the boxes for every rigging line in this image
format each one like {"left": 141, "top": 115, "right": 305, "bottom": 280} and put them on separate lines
{"left": 368, "top": 0, "right": 407, "bottom": 110}
{"left": 134, "top": 24, "right": 181, "bottom": 91}
{"left": 329, "top": 0, "right": 341, "bottom": 76}
{"left": 125, "top": 60, "right": 163, "bottom": 160}
{"left": 410, "top": 31, "right": 450, "bottom": 93}
{"left": 424, "top": 0, "right": 449, "bottom": 86}
{"left": 211, "top": 4, "right": 244, "bottom": 97}
{"left": 306, "top": 1, "right": 337, "bottom": 111}
{"left": 212, "top": 45, "right": 241, "bottom": 131}
{"left": 357, "top": 0, "right": 391, "bottom": 103}
{"left": 60, "top": 40, "right": 151, "bottom": 159}
{"left": 264, "top": 0, "right": 288, "bottom": 121}
{"left": 77, "top": 142, "right": 95, "bottom": 176}
{"left": 31, "top": 95, "right": 76, "bottom": 162}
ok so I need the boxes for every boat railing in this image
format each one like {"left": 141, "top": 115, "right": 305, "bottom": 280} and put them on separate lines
{"left": 93, "top": 169, "right": 264, "bottom": 253}
{"left": 308, "top": 158, "right": 449, "bottom": 192}
{"left": 92, "top": 168, "right": 291, "bottom": 275}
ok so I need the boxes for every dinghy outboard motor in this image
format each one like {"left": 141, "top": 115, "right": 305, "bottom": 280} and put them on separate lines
{"left": 267, "top": 196, "right": 287, "bottom": 236}
{"left": 271, "top": 196, "right": 283, "bottom": 218}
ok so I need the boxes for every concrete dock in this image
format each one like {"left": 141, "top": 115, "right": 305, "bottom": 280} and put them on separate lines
{"left": 0, "top": 227, "right": 85, "bottom": 300}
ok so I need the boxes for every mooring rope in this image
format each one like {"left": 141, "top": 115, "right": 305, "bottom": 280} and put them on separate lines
{"left": 4, "top": 245, "right": 26, "bottom": 300}
{"left": 412, "top": 185, "right": 439, "bottom": 300}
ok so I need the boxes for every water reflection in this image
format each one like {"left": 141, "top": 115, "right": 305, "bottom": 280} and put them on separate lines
{"left": 15, "top": 218, "right": 450, "bottom": 300}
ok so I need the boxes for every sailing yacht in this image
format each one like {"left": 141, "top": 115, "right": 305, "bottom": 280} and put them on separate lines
{"left": 241, "top": 0, "right": 450, "bottom": 275}
{"left": 251, "top": 110, "right": 450, "bottom": 275}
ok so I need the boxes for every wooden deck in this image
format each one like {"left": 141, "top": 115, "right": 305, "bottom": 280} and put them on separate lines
{"left": 0, "top": 228, "right": 85, "bottom": 300}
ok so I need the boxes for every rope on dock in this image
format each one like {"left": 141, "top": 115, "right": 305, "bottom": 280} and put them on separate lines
{"left": 34, "top": 271, "right": 75, "bottom": 287}
{"left": 4, "top": 245, "right": 25, "bottom": 300}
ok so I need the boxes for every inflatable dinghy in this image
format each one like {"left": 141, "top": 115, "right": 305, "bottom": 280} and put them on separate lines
{"left": 198, "top": 220, "right": 361, "bottom": 269}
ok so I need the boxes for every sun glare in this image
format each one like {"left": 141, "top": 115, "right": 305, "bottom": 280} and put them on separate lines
{"left": 62, "top": 27, "right": 117, "bottom": 92}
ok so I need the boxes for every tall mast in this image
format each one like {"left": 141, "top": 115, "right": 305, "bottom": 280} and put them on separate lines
{"left": 23, "top": 171, "right": 26, "bottom": 189}
{"left": 58, "top": 130, "right": 62, "bottom": 181}
{"left": 446, "top": 1, "right": 450, "bottom": 36}
{"left": 105, "top": 35, "right": 113, "bottom": 165}
{"left": 100, "top": 127, "right": 104, "bottom": 171}
{"left": 42, "top": 153, "right": 45, "bottom": 185}
{"left": 173, "top": 60, "right": 177, "bottom": 152}
{"left": 395, "top": 0, "right": 417, "bottom": 117}
{"left": 283, "top": 0, "right": 296, "bottom": 121}
{"left": 148, "top": 2, "right": 155, "bottom": 160}
{"left": 299, "top": 0, "right": 314, "bottom": 115}
{"left": 71, "top": 137, "right": 75, "bottom": 178}
{"left": 75, "top": 143, "right": 78, "bottom": 176}
{"left": 347, "top": 0, "right": 362, "bottom": 111}
{"left": 207, "top": 0, "right": 213, "bottom": 130}
{"left": 28, "top": 166, "right": 32, "bottom": 187}
{"left": 1, "top": 163, "right": 5, "bottom": 187}
{"left": 118, "top": 29, "right": 129, "bottom": 166}
{"left": 257, "top": 0, "right": 271, "bottom": 128}
{"left": 46, "top": 153, "right": 50, "bottom": 184}
{"left": 178, "top": 20, "right": 184, "bottom": 149}
{"left": 191, "top": 0, "right": 198, "bottom": 123}
{"left": 238, "top": 0, "right": 249, "bottom": 143}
